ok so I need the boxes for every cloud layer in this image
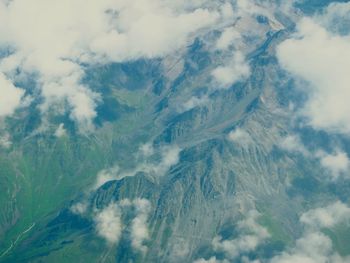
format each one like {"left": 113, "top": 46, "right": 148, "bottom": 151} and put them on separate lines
{"left": 193, "top": 210, "right": 270, "bottom": 263}
{"left": 300, "top": 201, "right": 350, "bottom": 230}
{"left": 277, "top": 11, "right": 350, "bottom": 134}
{"left": 270, "top": 201, "right": 350, "bottom": 263}
{"left": 0, "top": 0, "right": 223, "bottom": 129}
{"left": 93, "top": 198, "right": 151, "bottom": 251}
{"left": 130, "top": 199, "right": 152, "bottom": 253}
{"left": 94, "top": 202, "right": 122, "bottom": 244}
{"left": 212, "top": 51, "right": 250, "bottom": 89}
{"left": 318, "top": 150, "right": 350, "bottom": 180}
{"left": 228, "top": 128, "right": 253, "bottom": 146}
{"left": 0, "top": 72, "right": 24, "bottom": 117}
{"left": 212, "top": 210, "right": 269, "bottom": 260}
{"left": 94, "top": 144, "right": 181, "bottom": 189}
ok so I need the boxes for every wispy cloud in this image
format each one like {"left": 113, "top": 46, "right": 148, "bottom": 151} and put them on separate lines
{"left": 215, "top": 27, "right": 242, "bottom": 50}
{"left": 212, "top": 210, "right": 269, "bottom": 260}
{"left": 193, "top": 210, "right": 269, "bottom": 262}
{"left": 0, "top": 132, "right": 12, "bottom": 148}
{"left": 133, "top": 144, "right": 181, "bottom": 177}
{"left": 228, "top": 128, "right": 253, "bottom": 146}
{"left": 94, "top": 165, "right": 120, "bottom": 190}
{"left": 94, "top": 144, "right": 181, "bottom": 189}
{"left": 211, "top": 51, "right": 250, "bottom": 89}
{"left": 54, "top": 123, "right": 67, "bottom": 138}
{"left": 279, "top": 135, "right": 310, "bottom": 156}
{"left": 180, "top": 95, "right": 209, "bottom": 112}
{"left": 70, "top": 201, "right": 88, "bottom": 215}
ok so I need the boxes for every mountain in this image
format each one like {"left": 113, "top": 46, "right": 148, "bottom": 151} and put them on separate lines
{"left": 1, "top": 1, "right": 350, "bottom": 263}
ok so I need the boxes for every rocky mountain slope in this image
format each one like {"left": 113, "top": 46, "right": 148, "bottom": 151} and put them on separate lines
{"left": 1, "top": 1, "right": 350, "bottom": 262}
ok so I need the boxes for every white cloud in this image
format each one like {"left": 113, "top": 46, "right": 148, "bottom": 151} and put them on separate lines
{"left": 228, "top": 128, "right": 253, "bottom": 146}
{"left": 277, "top": 17, "right": 350, "bottom": 134}
{"left": 54, "top": 123, "right": 67, "bottom": 137}
{"left": 0, "top": 72, "right": 24, "bottom": 117}
{"left": 269, "top": 232, "right": 341, "bottom": 263}
{"left": 94, "top": 165, "right": 120, "bottom": 189}
{"left": 241, "top": 257, "right": 261, "bottom": 263}
{"left": 212, "top": 210, "right": 270, "bottom": 260}
{"left": 130, "top": 198, "right": 151, "bottom": 253}
{"left": 300, "top": 201, "right": 350, "bottom": 230}
{"left": 70, "top": 201, "right": 88, "bottom": 215}
{"left": 220, "top": 2, "right": 234, "bottom": 21}
{"left": 236, "top": 0, "right": 265, "bottom": 16}
{"left": 279, "top": 135, "right": 309, "bottom": 156}
{"left": 316, "top": 2, "right": 350, "bottom": 35}
{"left": 318, "top": 151, "right": 350, "bottom": 180}
{"left": 215, "top": 27, "right": 242, "bottom": 50}
{"left": 279, "top": 134, "right": 349, "bottom": 179}
{"left": 171, "top": 238, "right": 190, "bottom": 258}
{"left": 128, "top": 144, "right": 181, "bottom": 178}
{"left": 94, "top": 202, "right": 122, "bottom": 244}
{"left": 197, "top": 203, "right": 350, "bottom": 263}
{"left": 92, "top": 198, "right": 152, "bottom": 251}
{"left": 93, "top": 144, "right": 180, "bottom": 189}
{"left": 0, "top": 0, "right": 223, "bottom": 129}
{"left": 0, "top": 133, "right": 12, "bottom": 148}
{"left": 180, "top": 95, "right": 209, "bottom": 112}
{"left": 212, "top": 51, "right": 250, "bottom": 88}
{"left": 154, "top": 145, "right": 181, "bottom": 174}
{"left": 236, "top": 0, "right": 284, "bottom": 31}
{"left": 269, "top": 202, "right": 350, "bottom": 263}
{"left": 89, "top": 7, "right": 219, "bottom": 61}
{"left": 193, "top": 257, "right": 229, "bottom": 263}
{"left": 139, "top": 143, "right": 155, "bottom": 157}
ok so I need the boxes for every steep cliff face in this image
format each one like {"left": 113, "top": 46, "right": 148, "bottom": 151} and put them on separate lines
{"left": 1, "top": 1, "right": 350, "bottom": 263}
